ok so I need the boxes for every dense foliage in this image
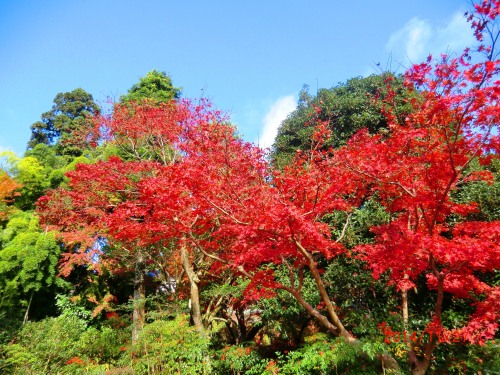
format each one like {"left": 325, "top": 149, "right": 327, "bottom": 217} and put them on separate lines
{"left": 120, "top": 69, "right": 181, "bottom": 104}
{"left": 272, "top": 74, "right": 413, "bottom": 168}
{"left": 27, "top": 88, "right": 100, "bottom": 157}
{"left": 1, "top": 2, "right": 499, "bottom": 374}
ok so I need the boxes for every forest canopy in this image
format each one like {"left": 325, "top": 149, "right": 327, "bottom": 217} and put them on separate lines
{"left": 1, "top": 2, "right": 499, "bottom": 374}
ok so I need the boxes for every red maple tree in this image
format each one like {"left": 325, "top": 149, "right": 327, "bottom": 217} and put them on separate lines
{"left": 37, "top": 3, "right": 499, "bottom": 372}
{"left": 334, "top": 2, "right": 500, "bottom": 373}
{"left": 37, "top": 99, "right": 261, "bottom": 338}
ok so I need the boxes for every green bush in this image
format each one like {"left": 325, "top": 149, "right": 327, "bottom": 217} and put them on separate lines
{"left": 3, "top": 315, "right": 86, "bottom": 374}
{"left": 275, "top": 334, "right": 385, "bottom": 375}
{"left": 78, "top": 325, "right": 127, "bottom": 365}
{"left": 127, "top": 314, "right": 211, "bottom": 374}
{"left": 1, "top": 314, "right": 128, "bottom": 374}
{"left": 212, "top": 344, "right": 270, "bottom": 375}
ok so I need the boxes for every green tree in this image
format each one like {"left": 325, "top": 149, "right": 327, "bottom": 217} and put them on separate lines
{"left": 120, "top": 69, "right": 181, "bottom": 104}
{"left": 24, "top": 143, "right": 66, "bottom": 171}
{"left": 0, "top": 211, "right": 64, "bottom": 331}
{"left": 27, "top": 88, "right": 100, "bottom": 157}
{"left": 24, "top": 143, "right": 69, "bottom": 189}
{"left": 1, "top": 152, "right": 50, "bottom": 210}
{"left": 272, "top": 74, "right": 412, "bottom": 168}
{"left": 0, "top": 146, "right": 96, "bottom": 210}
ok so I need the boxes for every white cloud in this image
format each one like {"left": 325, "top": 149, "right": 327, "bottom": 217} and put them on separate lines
{"left": 438, "top": 12, "right": 476, "bottom": 52}
{"left": 387, "top": 18, "right": 432, "bottom": 63}
{"left": 0, "top": 144, "right": 19, "bottom": 161}
{"left": 257, "top": 95, "right": 296, "bottom": 149}
{"left": 386, "top": 12, "right": 475, "bottom": 67}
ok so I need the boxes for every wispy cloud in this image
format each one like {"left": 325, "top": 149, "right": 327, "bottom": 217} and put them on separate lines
{"left": 0, "top": 143, "right": 18, "bottom": 159}
{"left": 0, "top": 142, "right": 8, "bottom": 154}
{"left": 385, "top": 11, "right": 475, "bottom": 68}
{"left": 257, "top": 95, "right": 296, "bottom": 149}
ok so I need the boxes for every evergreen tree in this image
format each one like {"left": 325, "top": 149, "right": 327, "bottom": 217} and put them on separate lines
{"left": 120, "top": 69, "right": 181, "bottom": 104}
{"left": 272, "top": 74, "right": 413, "bottom": 167}
{"left": 28, "top": 88, "right": 100, "bottom": 157}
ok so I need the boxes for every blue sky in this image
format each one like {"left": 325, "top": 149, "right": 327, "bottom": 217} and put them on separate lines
{"left": 0, "top": 0, "right": 476, "bottom": 156}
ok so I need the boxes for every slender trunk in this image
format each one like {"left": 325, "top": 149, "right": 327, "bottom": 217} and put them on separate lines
{"left": 132, "top": 254, "right": 146, "bottom": 345}
{"left": 23, "top": 290, "right": 34, "bottom": 325}
{"left": 236, "top": 308, "right": 247, "bottom": 340}
{"left": 402, "top": 290, "right": 408, "bottom": 330}
{"left": 226, "top": 312, "right": 240, "bottom": 344}
{"left": 295, "top": 319, "right": 311, "bottom": 345}
{"left": 409, "top": 272, "right": 444, "bottom": 375}
{"left": 280, "top": 284, "right": 401, "bottom": 373}
{"left": 289, "top": 240, "right": 401, "bottom": 373}
{"left": 294, "top": 239, "right": 352, "bottom": 340}
{"left": 180, "top": 245, "right": 204, "bottom": 333}
{"left": 402, "top": 273, "right": 409, "bottom": 344}
{"left": 280, "top": 284, "right": 340, "bottom": 336}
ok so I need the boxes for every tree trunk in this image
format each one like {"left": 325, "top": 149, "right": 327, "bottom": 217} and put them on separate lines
{"left": 402, "top": 290, "right": 409, "bottom": 324}
{"left": 131, "top": 254, "right": 146, "bottom": 345}
{"left": 407, "top": 265, "right": 445, "bottom": 374}
{"left": 180, "top": 245, "right": 204, "bottom": 333}
{"left": 402, "top": 273, "right": 410, "bottom": 340}
{"left": 281, "top": 284, "right": 401, "bottom": 373}
{"left": 411, "top": 363, "right": 430, "bottom": 375}
{"left": 280, "top": 284, "right": 341, "bottom": 336}
{"left": 289, "top": 240, "right": 401, "bottom": 373}
{"left": 294, "top": 239, "right": 352, "bottom": 340}
{"left": 23, "top": 290, "right": 34, "bottom": 325}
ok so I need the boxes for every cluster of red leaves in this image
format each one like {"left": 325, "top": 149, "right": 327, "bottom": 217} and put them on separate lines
{"left": 333, "top": 2, "right": 500, "bottom": 344}
{"left": 38, "top": 97, "right": 360, "bottom": 304}
{"left": 37, "top": 0, "right": 500, "bottom": 349}
{"left": 468, "top": 0, "right": 500, "bottom": 42}
{"left": 242, "top": 269, "right": 279, "bottom": 303}
{"left": 66, "top": 357, "right": 85, "bottom": 366}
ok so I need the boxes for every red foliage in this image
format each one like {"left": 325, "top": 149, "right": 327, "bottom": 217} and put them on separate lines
{"left": 36, "top": 3, "right": 500, "bottom": 363}
{"left": 66, "top": 357, "right": 85, "bottom": 366}
{"left": 38, "top": 96, "right": 358, "bottom": 304}
{"left": 334, "top": 0, "right": 500, "bottom": 346}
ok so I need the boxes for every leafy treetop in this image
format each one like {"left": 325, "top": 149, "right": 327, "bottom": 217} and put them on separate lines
{"left": 272, "top": 74, "right": 413, "bottom": 168}
{"left": 120, "top": 69, "right": 181, "bottom": 104}
{"left": 27, "top": 88, "right": 100, "bottom": 157}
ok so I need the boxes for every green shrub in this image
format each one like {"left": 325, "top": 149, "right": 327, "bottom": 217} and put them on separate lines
{"left": 212, "top": 344, "right": 269, "bottom": 375}
{"left": 78, "top": 325, "right": 127, "bottom": 365}
{"left": 275, "top": 334, "right": 385, "bottom": 375}
{"left": 128, "top": 314, "right": 211, "bottom": 374}
{"left": 2, "top": 314, "right": 128, "bottom": 374}
{"left": 3, "top": 315, "right": 86, "bottom": 374}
